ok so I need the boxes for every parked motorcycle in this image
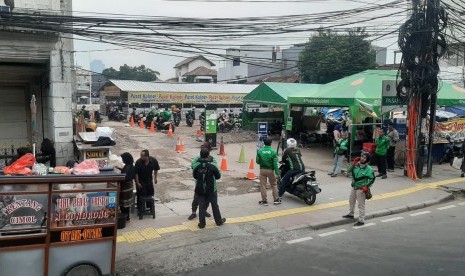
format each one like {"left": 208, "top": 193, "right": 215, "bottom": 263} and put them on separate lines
{"left": 218, "top": 117, "right": 234, "bottom": 133}
{"left": 439, "top": 136, "right": 463, "bottom": 165}
{"left": 278, "top": 162, "right": 321, "bottom": 205}
{"left": 155, "top": 116, "right": 175, "bottom": 133}
{"left": 199, "top": 113, "right": 206, "bottom": 132}
{"left": 186, "top": 111, "right": 195, "bottom": 127}
{"left": 173, "top": 111, "right": 181, "bottom": 127}
{"left": 108, "top": 107, "right": 125, "bottom": 122}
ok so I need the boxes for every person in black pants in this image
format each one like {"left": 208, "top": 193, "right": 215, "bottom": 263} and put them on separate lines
{"left": 188, "top": 142, "right": 213, "bottom": 220}
{"left": 116, "top": 152, "right": 135, "bottom": 222}
{"left": 386, "top": 123, "right": 399, "bottom": 172}
{"left": 135, "top": 150, "right": 160, "bottom": 218}
{"left": 193, "top": 148, "right": 226, "bottom": 229}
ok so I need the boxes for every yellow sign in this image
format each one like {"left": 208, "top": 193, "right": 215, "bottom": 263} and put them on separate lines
{"left": 85, "top": 150, "right": 109, "bottom": 159}
{"left": 434, "top": 118, "right": 465, "bottom": 143}
{"left": 128, "top": 92, "right": 245, "bottom": 104}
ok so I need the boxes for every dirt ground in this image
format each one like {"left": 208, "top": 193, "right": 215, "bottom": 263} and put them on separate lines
{"left": 105, "top": 120, "right": 259, "bottom": 204}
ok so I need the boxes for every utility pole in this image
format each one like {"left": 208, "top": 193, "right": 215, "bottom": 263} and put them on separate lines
{"left": 397, "top": 0, "right": 448, "bottom": 179}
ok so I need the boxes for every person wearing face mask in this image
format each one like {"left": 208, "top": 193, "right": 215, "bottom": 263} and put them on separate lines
{"left": 342, "top": 152, "right": 376, "bottom": 226}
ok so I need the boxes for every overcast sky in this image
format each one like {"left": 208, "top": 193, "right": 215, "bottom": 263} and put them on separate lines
{"left": 72, "top": 0, "right": 403, "bottom": 79}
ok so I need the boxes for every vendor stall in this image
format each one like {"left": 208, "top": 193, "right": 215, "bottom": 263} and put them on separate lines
{"left": 0, "top": 174, "right": 125, "bottom": 276}
{"left": 242, "top": 82, "right": 320, "bottom": 132}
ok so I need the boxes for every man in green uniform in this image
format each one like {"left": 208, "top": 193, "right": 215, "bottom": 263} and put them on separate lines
{"left": 161, "top": 108, "right": 172, "bottom": 122}
{"left": 328, "top": 132, "right": 349, "bottom": 177}
{"left": 373, "top": 127, "right": 390, "bottom": 179}
{"left": 256, "top": 137, "right": 280, "bottom": 206}
{"left": 343, "top": 152, "right": 375, "bottom": 226}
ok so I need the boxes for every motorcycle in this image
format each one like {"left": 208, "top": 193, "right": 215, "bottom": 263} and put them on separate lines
{"left": 186, "top": 111, "right": 194, "bottom": 127}
{"left": 94, "top": 111, "right": 102, "bottom": 123}
{"left": 439, "top": 136, "right": 463, "bottom": 165}
{"left": 231, "top": 114, "right": 242, "bottom": 132}
{"left": 278, "top": 162, "right": 321, "bottom": 205}
{"left": 199, "top": 113, "right": 206, "bottom": 132}
{"left": 155, "top": 116, "right": 175, "bottom": 133}
{"left": 173, "top": 112, "right": 181, "bottom": 127}
{"left": 217, "top": 115, "right": 234, "bottom": 133}
{"left": 108, "top": 107, "right": 125, "bottom": 122}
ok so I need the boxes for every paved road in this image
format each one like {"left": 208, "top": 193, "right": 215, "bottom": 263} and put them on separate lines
{"left": 184, "top": 201, "right": 465, "bottom": 276}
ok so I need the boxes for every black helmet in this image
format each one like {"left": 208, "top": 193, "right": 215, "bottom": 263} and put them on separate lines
{"left": 361, "top": 152, "right": 371, "bottom": 163}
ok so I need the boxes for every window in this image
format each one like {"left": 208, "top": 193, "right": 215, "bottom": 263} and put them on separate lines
{"left": 233, "top": 57, "right": 240, "bottom": 66}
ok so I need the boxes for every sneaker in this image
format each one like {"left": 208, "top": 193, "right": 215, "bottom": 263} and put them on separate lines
{"left": 259, "top": 200, "right": 269, "bottom": 206}
{"left": 327, "top": 172, "right": 334, "bottom": 175}
{"left": 217, "top": 218, "right": 227, "bottom": 226}
{"left": 461, "top": 173, "right": 464, "bottom": 178}
{"left": 188, "top": 213, "right": 197, "bottom": 220}
{"left": 274, "top": 198, "right": 282, "bottom": 205}
{"left": 354, "top": 221, "right": 365, "bottom": 226}
{"left": 331, "top": 173, "right": 337, "bottom": 177}
{"left": 198, "top": 223, "right": 205, "bottom": 229}
{"left": 381, "top": 175, "right": 387, "bottom": 179}
{"left": 205, "top": 212, "right": 211, "bottom": 218}
{"left": 342, "top": 214, "right": 355, "bottom": 219}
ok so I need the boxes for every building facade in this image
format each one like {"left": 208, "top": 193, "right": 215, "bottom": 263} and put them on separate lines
{"left": 0, "top": 0, "right": 75, "bottom": 166}
{"left": 173, "top": 55, "right": 216, "bottom": 82}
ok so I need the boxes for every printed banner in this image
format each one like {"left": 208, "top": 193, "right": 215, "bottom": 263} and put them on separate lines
{"left": 0, "top": 195, "right": 48, "bottom": 232}
{"left": 434, "top": 118, "right": 465, "bottom": 144}
{"left": 128, "top": 92, "right": 245, "bottom": 104}
{"left": 51, "top": 191, "right": 117, "bottom": 229}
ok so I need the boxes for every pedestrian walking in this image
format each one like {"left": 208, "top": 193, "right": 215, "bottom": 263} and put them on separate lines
{"left": 193, "top": 148, "right": 225, "bottom": 229}
{"left": 373, "top": 127, "right": 389, "bottom": 179}
{"left": 386, "top": 122, "right": 400, "bottom": 172}
{"left": 256, "top": 137, "right": 280, "bottom": 206}
{"left": 188, "top": 142, "right": 214, "bottom": 220}
{"left": 135, "top": 150, "right": 160, "bottom": 218}
{"left": 343, "top": 152, "right": 375, "bottom": 226}
{"left": 328, "top": 132, "right": 349, "bottom": 177}
{"left": 116, "top": 152, "right": 135, "bottom": 222}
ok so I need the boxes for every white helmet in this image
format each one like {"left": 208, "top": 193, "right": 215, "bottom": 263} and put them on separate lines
{"left": 286, "top": 138, "right": 297, "bottom": 148}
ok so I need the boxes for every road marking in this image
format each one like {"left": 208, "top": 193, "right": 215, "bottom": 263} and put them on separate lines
{"left": 353, "top": 222, "right": 376, "bottom": 229}
{"left": 437, "top": 205, "right": 456, "bottom": 210}
{"left": 286, "top": 237, "right": 313, "bottom": 244}
{"left": 409, "top": 210, "right": 431, "bottom": 217}
{"left": 116, "top": 178, "right": 465, "bottom": 243}
{"left": 319, "top": 229, "right": 347, "bottom": 237}
{"left": 381, "top": 217, "right": 404, "bottom": 223}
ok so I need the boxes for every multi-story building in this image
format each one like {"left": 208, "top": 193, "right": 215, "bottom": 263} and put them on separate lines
{"left": 0, "top": 0, "right": 75, "bottom": 165}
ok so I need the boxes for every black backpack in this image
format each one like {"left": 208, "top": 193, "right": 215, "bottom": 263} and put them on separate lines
{"left": 195, "top": 163, "right": 210, "bottom": 194}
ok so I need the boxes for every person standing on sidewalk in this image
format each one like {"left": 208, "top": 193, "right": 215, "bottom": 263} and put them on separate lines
{"left": 328, "top": 132, "right": 349, "bottom": 177}
{"left": 343, "top": 152, "right": 375, "bottom": 226}
{"left": 373, "top": 127, "right": 389, "bottom": 179}
{"left": 256, "top": 137, "right": 280, "bottom": 206}
{"left": 386, "top": 122, "right": 399, "bottom": 172}
{"left": 188, "top": 142, "right": 214, "bottom": 220}
{"left": 194, "top": 148, "right": 226, "bottom": 229}
{"left": 135, "top": 150, "right": 160, "bottom": 217}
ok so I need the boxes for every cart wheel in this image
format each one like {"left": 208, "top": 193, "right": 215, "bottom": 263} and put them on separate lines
{"left": 63, "top": 262, "right": 102, "bottom": 276}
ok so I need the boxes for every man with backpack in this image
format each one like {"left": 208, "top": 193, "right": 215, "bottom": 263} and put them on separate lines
{"left": 193, "top": 148, "right": 226, "bottom": 229}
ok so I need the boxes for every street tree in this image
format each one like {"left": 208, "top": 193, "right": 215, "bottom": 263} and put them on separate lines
{"left": 299, "top": 29, "right": 377, "bottom": 84}
{"left": 102, "top": 64, "right": 160, "bottom": 81}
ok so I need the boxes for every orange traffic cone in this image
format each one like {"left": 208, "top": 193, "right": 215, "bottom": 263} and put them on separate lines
{"left": 139, "top": 118, "right": 144, "bottom": 129}
{"left": 130, "top": 116, "right": 135, "bottom": 127}
{"left": 218, "top": 136, "right": 226, "bottom": 156}
{"left": 246, "top": 159, "right": 256, "bottom": 180}
{"left": 175, "top": 137, "right": 181, "bottom": 152}
{"left": 220, "top": 155, "right": 229, "bottom": 172}
{"left": 177, "top": 137, "right": 186, "bottom": 153}
{"left": 167, "top": 123, "right": 174, "bottom": 137}
{"left": 196, "top": 129, "right": 202, "bottom": 137}
{"left": 149, "top": 120, "right": 155, "bottom": 133}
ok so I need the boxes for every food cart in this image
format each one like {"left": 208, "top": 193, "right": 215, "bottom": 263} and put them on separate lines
{"left": 0, "top": 174, "right": 124, "bottom": 276}
{"left": 74, "top": 132, "right": 113, "bottom": 169}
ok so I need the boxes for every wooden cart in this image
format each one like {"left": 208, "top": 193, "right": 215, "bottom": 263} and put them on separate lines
{"left": 0, "top": 174, "right": 124, "bottom": 276}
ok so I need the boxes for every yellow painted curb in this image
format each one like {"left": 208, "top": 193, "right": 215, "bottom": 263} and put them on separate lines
{"left": 116, "top": 178, "right": 464, "bottom": 243}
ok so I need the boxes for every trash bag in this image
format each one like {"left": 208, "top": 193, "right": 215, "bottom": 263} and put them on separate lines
{"left": 452, "top": 157, "right": 462, "bottom": 170}
{"left": 3, "top": 153, "right": 36, "bottom": 175}
{"left": 73, "top": 159, "right": 100, "bottom": 175}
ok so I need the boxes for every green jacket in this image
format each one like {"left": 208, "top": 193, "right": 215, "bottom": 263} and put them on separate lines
{"left": 256, "top": 146, "right": 279, "bottom": 175}
{"left": 334, "top": 138, "right": 349, "bottom": 155}
{"left": 162, "top": 110, "right": 172, "bottom": 121}
{"left": 191, "top": 156, "right": 219, "bottom": 192}
{"left": 347, "top": 163, "right": 375, "bottom": 189}
{"left": 192, "top": 155, "right": 217, "bottom": 170}
{"left": 375, "top": 135, "right": 390, "bottom": 155}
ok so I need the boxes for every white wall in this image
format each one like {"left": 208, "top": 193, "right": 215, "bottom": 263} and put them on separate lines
{"left": 12, "top": 0, "right": 60, "bottom": 10}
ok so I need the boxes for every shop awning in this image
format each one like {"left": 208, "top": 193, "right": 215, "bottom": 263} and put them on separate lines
{"left": 243, "top": 82, "right": 320, "bottom": 106}
{"left": 437, "top": 83, "right": 465, "bottom": 106}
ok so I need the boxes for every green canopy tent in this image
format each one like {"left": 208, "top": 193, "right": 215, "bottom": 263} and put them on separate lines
{"left": 242, "top": 82, "right": 320, "bottom": 129}
{"left": 437, "top": 82, "right": 465, "bottom": 106}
